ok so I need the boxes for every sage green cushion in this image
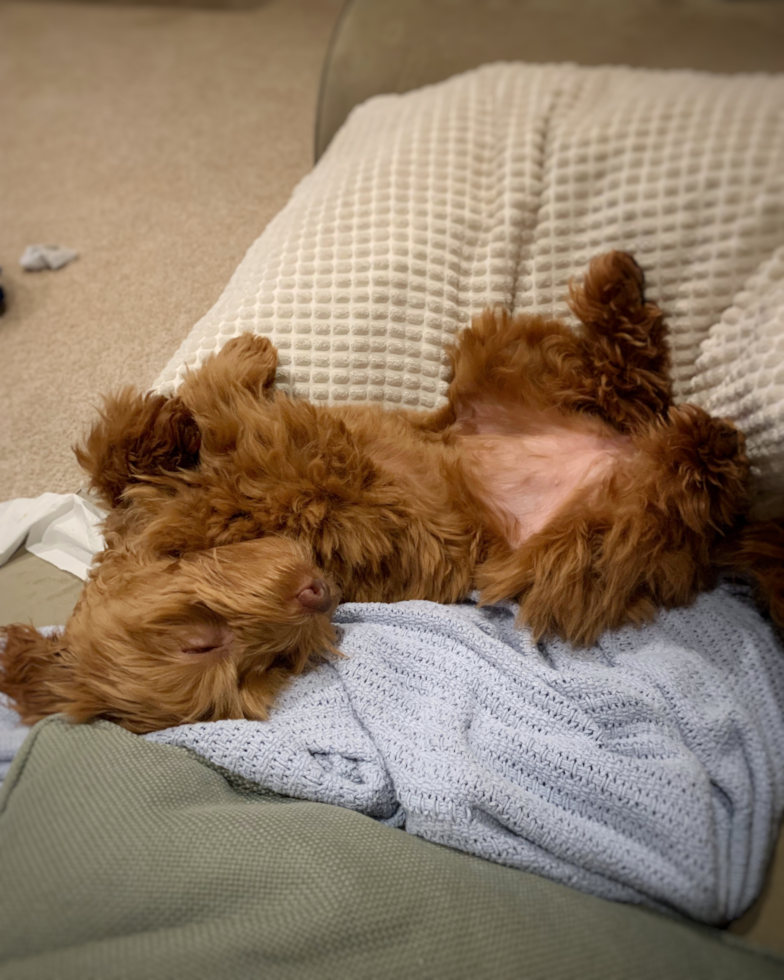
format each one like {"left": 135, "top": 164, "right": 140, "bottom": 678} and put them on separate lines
{"left": 1, "top": 717, "right": 783, "bottom": 980}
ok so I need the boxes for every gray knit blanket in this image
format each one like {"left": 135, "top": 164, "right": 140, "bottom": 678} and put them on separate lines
{"left": 148, "top": 586, "right": 784, "bottom": 925}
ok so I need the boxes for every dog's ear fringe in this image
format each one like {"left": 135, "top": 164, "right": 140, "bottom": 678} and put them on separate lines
{"left": 74, "top": 390, "right": 201, "bottom": 509}
{"left": 0, "top": 624, "right": 71, "bottom": 725}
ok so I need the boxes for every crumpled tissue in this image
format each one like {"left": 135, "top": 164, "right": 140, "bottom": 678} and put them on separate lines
{"left": 0, "top": 493, "right": 106, "bottom": 580}
{"left": 20, "top": 245, "right": 79, "bottom": 272}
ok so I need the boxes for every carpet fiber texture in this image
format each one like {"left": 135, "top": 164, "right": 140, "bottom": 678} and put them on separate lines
{"left": 0, "top": 0, "right": 343, "bottom": 502}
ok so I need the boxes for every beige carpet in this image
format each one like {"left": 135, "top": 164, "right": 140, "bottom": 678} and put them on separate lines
{"left": 0, "top": 0, "right": 343, "bottom": 502}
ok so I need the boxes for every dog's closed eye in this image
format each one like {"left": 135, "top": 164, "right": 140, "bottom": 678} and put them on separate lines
{"left": 181, "top": 640, "right": 227, "bottom": 656}
{"left": 174, "top": 616, "right": 234, "bottom": 658}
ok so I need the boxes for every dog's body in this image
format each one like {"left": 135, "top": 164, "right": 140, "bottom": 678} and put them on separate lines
{"left": 2, "top": 252, "right": 782, "bottom": 733}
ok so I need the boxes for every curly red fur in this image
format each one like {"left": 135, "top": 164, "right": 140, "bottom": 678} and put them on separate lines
{"left": 2, "top": 252, "right": 776, "bottom": 733}
{"left": 75, "top": 391, "right": 201, "bottom": 508}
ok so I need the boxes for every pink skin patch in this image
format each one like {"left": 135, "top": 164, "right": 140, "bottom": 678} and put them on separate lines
{"left": 455, "top": 403, "right": 634, "bottom": 546}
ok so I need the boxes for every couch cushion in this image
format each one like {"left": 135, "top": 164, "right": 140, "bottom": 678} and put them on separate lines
{"left": 153, "top": 63, "right": 784, "bottom": 515}
{"left": 2, "top": 715, "right": 783, "bottom": 979}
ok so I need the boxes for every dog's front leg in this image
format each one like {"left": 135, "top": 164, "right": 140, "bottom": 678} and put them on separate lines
{"left": 177, "top": 333, "right": 279, "bottom": 452}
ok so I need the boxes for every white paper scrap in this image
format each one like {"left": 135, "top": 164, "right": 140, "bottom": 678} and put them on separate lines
{"left": 0, "top": 493, "right": 106, "bottom": 580}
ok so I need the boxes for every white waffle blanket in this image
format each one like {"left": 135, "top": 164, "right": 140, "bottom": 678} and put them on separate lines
{"left": 153, "top": 62, "right": 784, "bottom": 513}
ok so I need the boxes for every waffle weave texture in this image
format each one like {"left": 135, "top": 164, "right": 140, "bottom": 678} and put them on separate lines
{"left": 149, "top": 587, "right": 784, "bottom": 926}
{"left": 152, "top": 62, "right": 784, "bottom": 509}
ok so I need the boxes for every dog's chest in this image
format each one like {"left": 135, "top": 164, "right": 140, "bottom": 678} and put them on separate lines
{"left": 456, "top": 422, "right": 632, "bottom": 545}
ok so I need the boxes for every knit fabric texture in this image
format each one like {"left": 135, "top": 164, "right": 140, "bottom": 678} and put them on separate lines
{"left": 0, "top": 702, "right": 26, "bottom": 783}
{"left": 149, "top": 586, "right": 784, "bottom": 926}
{"left": 151, "top": 62, "right": 784, "bottom": 513}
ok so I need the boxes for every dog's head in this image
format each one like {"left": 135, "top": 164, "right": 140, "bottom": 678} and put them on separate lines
{"left": 1, "top": 537, "right": 340, "bottom": 734}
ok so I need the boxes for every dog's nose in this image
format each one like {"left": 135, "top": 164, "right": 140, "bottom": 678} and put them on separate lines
{"left": 296, "top": 579, "right": 333, "bottom": 614}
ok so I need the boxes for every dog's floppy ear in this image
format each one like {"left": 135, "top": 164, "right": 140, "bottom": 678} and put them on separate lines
{"left": 719, "top": 520, "right": 784, "bottom": 628}
{"left": 0, "top": 624, "right": 74, "bottom": 725}
{"left": 74, "top": 390, "right": 201, "bottom": 508}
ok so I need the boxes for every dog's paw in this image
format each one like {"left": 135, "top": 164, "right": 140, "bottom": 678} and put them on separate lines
{"left": 75, "top": 391, "right": 201, "bottom": 506}
{"left": 213, "top": 333, "right": 279, "bottom": 394}
{"left": 569, "top": 250, "right": 650, "bottom": 329}
{"left": 579, "top": 251, "right": 646, "bottom": 314}
{"left": 645, "top": 404, "right": 750, "bottom": 532}
{"left": 569, "top": 252, "right": 670, "bottom": 415}
{"left": 663, "top": 405, "right": 748, "bottom": 483}
{"left": 220, "top": 332, "right": 274, "bottom": 360}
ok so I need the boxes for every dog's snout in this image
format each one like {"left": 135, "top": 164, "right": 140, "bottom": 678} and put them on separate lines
{"left": 296, "top": 579, "right": 332, "bottom": 614}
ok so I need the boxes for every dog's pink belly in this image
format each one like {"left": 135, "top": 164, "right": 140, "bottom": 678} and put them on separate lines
{"left": 457, "top": 426, "right": 632, "bottom": 546}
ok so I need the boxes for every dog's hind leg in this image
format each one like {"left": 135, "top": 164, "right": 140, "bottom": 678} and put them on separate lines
{"left": 430, "top": 306, "right": 592, "bottom": 429}
{"left": 567, "top": 250, "right": 672, "bottom": 430}
{"left": 75, "top": 390, "right": 201, "bottom": 508}
{"left": 433, "top": 252, "right": 671, "bottom": 433}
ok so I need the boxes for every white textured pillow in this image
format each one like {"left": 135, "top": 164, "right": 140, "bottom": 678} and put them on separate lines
{"left": 153, "top": 62, "right": 784, "bottom": 513}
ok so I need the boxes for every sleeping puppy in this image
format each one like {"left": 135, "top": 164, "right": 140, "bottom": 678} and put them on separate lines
{"left": 2, "top": 252, "right": 781, "bottom": 733}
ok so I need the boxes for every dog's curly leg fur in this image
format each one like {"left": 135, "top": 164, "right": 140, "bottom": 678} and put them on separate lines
{"left": 477, "top": 404, "right": 750, "bottom": 645}
{"left": 429, "top": 253, "right": 670, "bottom": 435}
{"left": 448, "top": 252, "right": 748, "bottom": 643}
{"left": 568, "top": 251, "right": 672, "bottom": 429}
{"left": 75, "top": 334, "right": 277, "bottom": 507}
{"left": 177, "top": 334, "right": 278, "bottom": 454}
